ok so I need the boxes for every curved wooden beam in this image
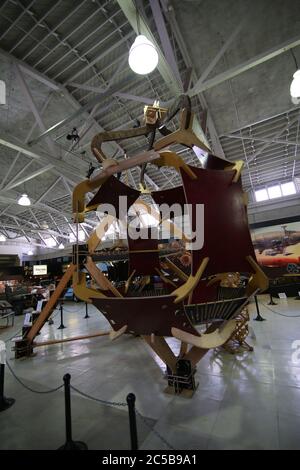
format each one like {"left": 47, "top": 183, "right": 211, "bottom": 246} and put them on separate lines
{"left": 172, "top": 320, "right": 237, "bottom": 349}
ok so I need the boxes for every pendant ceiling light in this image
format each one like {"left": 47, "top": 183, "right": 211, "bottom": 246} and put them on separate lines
{"left": 129, "top": 34, "right": 158, "bottom": 75}
{"left": 290, "top": 70, "right": 300, "bottom": 103}
{"left": 290, "top": 49, "right": 300, "bottom": 104}
{"left": 58, "top": 243, "right": 65, "bottom": 249}
{"left": 28, "top": 250, "right": 33, "bottom": 255}
{"left": 0, "top": 233, "right": 6, "bottom": 242}
{"left": 18, "top": 194, "right": 31, "bottom": 206}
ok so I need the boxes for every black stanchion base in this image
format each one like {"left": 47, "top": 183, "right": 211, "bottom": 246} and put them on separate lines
{"left": 268, "top": 299, "right": 277, "bottom": 305}
{"left": 58, "top": 324, "right": 66, "bottom": 329}
{"left": 48, "top": 318, "right": 54, "bottom": 325}
{"left": 58, "top": 440, "right": 88, "bottom": 450}
{"left": 83, "top": 314, "right": 90, "bottom": 319}
{"left": 0, "top": 397, "right": 15, "bottom": 412}
{"left": 254, "top": 315, "right": 266, "bottom": 322}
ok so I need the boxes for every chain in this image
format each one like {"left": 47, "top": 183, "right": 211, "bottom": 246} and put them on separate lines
{"left": 6, "top": 359, "right": 64, "bottom": 394}
{"left": 71, "top": 385, "right": 174, "bottom": 449}
{"left": 5, "top": 354, "right": 173, "bottom": 449}
{"left": 70, "top": 385, "right": 127, "bottom": 407}
{"left": 258, "top": 301, "right": 300, "bottom": 318}
{"left": 135, "top": 409, "right": 175, "bottom": 450}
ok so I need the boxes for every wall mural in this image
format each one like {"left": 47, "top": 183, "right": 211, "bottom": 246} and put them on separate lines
{"left": 251, "top": 221, "right": 300, "bottom": 277}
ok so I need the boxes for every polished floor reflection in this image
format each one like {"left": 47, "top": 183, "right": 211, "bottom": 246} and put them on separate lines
{"left": 1, "top": 295, "right": 300, "bottom": 449}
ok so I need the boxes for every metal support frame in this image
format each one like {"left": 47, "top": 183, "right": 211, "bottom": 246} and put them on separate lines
{"left": 149, "top": 0, "right": 182, "bottom": 86}
{"left": 189, "top": 34, "right": 300, "bottom": 97}
{"left": 1, "top": 165, "right": 54, "bottom": 193}
{"left": 14, "top": 64, "right": 57, "bottom": 156}
{"left": 161, "top": 3, "right": 225, "bottom": 158}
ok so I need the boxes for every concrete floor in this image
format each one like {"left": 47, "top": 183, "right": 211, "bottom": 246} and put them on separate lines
{"left": 1, "top": 295, "right": 300, "bottom": 450}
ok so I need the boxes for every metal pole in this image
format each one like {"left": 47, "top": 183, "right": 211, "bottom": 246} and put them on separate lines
{"left": 126, "top": 393, "right": 138, "bottom": 450}
{"left": 0, "top": 341, "right": 15, "bottom": 412}
{"left": 84, "top": 302, "right": 90, "bottom": 319}
{"left": 58, "top": 374, "right": 88, "bottom": 450}
{"left": 58, "top": 301, "right": 66, "bottom": 329}
{"left": 268, "top": 289, "right": 277, "bottom": 305}
{"left": 253, "top": 295, "right": 266, "bottom": 321}
{"left": 64, "top": 374, "right": 72, "bottom": 443}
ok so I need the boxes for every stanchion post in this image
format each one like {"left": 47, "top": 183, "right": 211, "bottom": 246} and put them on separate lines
{"left": 126, "top": 393, "right": 138, "bottom": 450}
{"left": 268, "top": 289, "right": 277, "bottom": 305}
{"left": 84, "top": 302, "right": 90, "bottom": 319}
{"left": 58, "top": 374, "right": 88, "bottom": 450}
{"left": 0, "top": 341, "right": 15, "bottom": 412}
{"left": 58, "top": 301, "right": 66, "bottom": 329}
{"left": 254, "top": 295, "right": 266, "bottom": 321}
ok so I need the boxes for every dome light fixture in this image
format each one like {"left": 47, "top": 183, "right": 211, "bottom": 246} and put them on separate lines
{"left": 28, "top": 250, "right": 33, "bottom": 256}
{"left": 290, "top": 49, "right": 300, "bottom": 105}
{"left": 58, "top": 243, "right": 65, "bottom": 249}
{"left": 18, "top": 194, "right": 31, "bottom": 206}
{"left": 128, "top": 35, "right": 158, "bottom": 75}
{"left": 290, "top": 70, "right": 300, "bottom": 104}
{"left": 0, "top": 233, "right": 6, "bottom": 242}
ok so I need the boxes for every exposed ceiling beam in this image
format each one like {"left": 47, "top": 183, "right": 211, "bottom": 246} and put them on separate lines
{"left": 35, "top": 177, "right": 62, "bottom": 204}
{"left": 34, "top": 1, "right": 113, "bottom": 71}
{"left": 9, "top": 0, "right": 62, "bottom": 54}
{"left": 0, "top": 0, "right": 35, "bottom": 41}
{"left": 14, "top": 63, "right": 57, "bottom": 156}
{"left": 27, "top": 75, "right": 135, "bottom": 146}
{"left": 0, "top": 43, "right": 157, "bottom": 191}
{"left": 149, "top": 0, "right": 182, "bottom": 86}
{"left": 247, "top": 115, "right": 300, "bottom": 164}
{"left": 192, "top": 21, "right": 245, "bottom": 89}
{"left": 189, "top": 34, "right": 300, "bottom": 97}
{"left": 224, "top": 133, "right": 300, "bottom": 147}
{"left": 1, "top": 164, "right": 54, "bottom": 192}
{"left": 0, "top": 219, "right": 70, "bottom": 241}
{"left": 67, "top": 82, "right": 166, "bottom": 106}
{"left": 0, "top": 194, "right": 72, "bottom": 220}
{"left": 20, "top": 0, "right": 88, "bottom": 62}
{"left": 162, "top": 2, "right": 225, "bottom": 157}
{"left": 0, "top": 48, "right": 121, "bottom": 159}
{"left": 117, "top": 0, "right": 210, "bottom": 157}
{"left": 0, "top": 132, "right": 84, "bottom": 182}
{"left": 117, "top": 0, "right": 182, "bottom": 95}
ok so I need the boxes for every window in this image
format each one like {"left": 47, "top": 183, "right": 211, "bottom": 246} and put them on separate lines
{"left": 281, "top": 181, "right": 296, "bottom": 196}
{"left": 255, "top": 189, "right": 268, "bottom": 202}
{"left": 255, "top": 181, "right": 297, "bottom": 202}
{"left": 267, "top": 185, "right": 281, "bottom": 199}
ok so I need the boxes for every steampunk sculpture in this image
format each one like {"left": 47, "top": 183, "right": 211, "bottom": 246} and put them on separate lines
{"left": 16, "top": 96, "right": 268, "bottom": 397}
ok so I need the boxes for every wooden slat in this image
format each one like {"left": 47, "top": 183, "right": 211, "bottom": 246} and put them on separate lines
{"left": 26, "top": 264, "right": 76, "bottom": 343}
{"left": 33, "top": 331, "right": 110, "bottom": 347}
{"left": 85, "top": 256, "right": 123, "bottom": 298}
{"left": 142, "top": 335, "right": 177, "bottom": 374}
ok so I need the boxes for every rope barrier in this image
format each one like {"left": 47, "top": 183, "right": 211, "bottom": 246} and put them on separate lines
{"left": 70, "top": 384, "right": 127, "bottom": 408}
{"left": 135, "top": 409, "right": 175, "bottom": 450}
{"left": 5, "top": 359, "right": 174, "bottom": 449}
{"left": 6, "top": 359, "right": 64, "bottom": 394}
{"left": 258, "top": 301, "right": 300, "bottom": 318}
